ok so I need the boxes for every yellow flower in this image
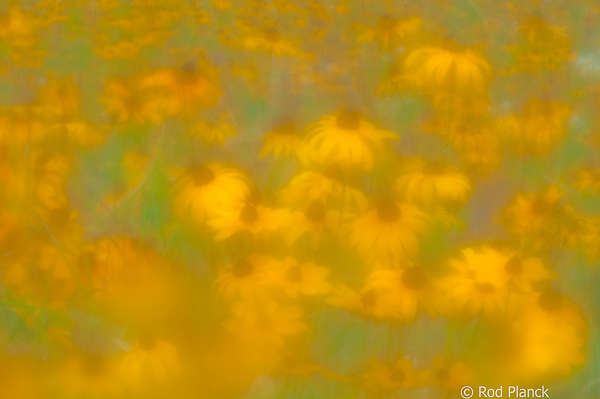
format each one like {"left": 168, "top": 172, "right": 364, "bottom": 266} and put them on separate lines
{"left": 405, "top": 42, "right": 492, "bottom": 94}
{"left": 429, "top": 354, "right": 473, "bottom": 390}
{"left": 358, "top": 16, "right": 422, "bottom": 50}
{"left": 327, "top": 284, "right": 399, "bottom": 320}
{"left": 366, "top": 265, "right": 446, "bottom": 322}
{"left": 223, "top": 301, "right": 308, "bottom": 347}
{"left": 507, "top": 17, "right": 571, "bottom": 73}
{"left": 554, "top": 205, "right": 589, "bottom": 249}
{"left": 443, "top": 247, "right": 510, "bottom": 318}
{"left": 100, "top": 77, "right": 163, "bottom": 124}
{"left": 501, "top": 253, "right": 557, "bottom": 293}
{"left": 120, "top": 335, "right": 182, "bottom": 386}
{"left": 508, "top": 289, "right": 587, "bottom": 378}
{"left": 502, "top": 185, "right": 566, "bottom": 243}
{"left": 363, "top": 357, "right": 428, "bottom": 390}
{"left": 38, "top": 76, "right": 81, "bottom": 118}
{"left": 215, "top": 254, "right": 276, "bottom": 301}
{"left": 189, "top": 116, "right": 237, "bottom": 145}
{"left": 395, "top": 158, "right": 472, "bottom": 207}
{"left": 278, "top": 166, "right": 368, "bottom": 213}
{"left": 0, "top": 105, "right": 46, "bottom": 146}
{"left": 172, "top": 163, "right": 250, "bottom": 225}
{"left": 283, "top": 199, "right": 343, "bottom": 247}
{"left": 349, "top": 199, "right": 428, "bottom": 262}
{"left": 141, "top": 59, "right": 222, "bottom": 116}
{"left": 496, "top": 99, "right": 571, "bottom": 157}
{"left": 306, "top": 109, "right": 399, "bottom": 171}
{"left": 259, "top": 117, "right": 312, "bottom": 165}
{"left": 48, "top": 119, "right": 103, "bottom": 147}
{"left": 573, "top": 168, "right": 600, "bottom": 195}
{"left": 207, "top": 202, "right": 288, "bottom": 240}
{"left": 266, "top": 257, "right": 331, "bottom": 298}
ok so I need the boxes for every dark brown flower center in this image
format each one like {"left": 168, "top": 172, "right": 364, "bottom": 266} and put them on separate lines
{"left": 190, "top": 165, "right": 215, "bottom": 187}
{"left": 377, "top": 200, "right": 401, "bottom": 222}
{"left": 422, "top": 161, "right": 444, "bottom": 176}
{"left": 505, "top": 256, "right": 523, "bottom": 275}
{"left": 477, "top": 282, "right": 496, "bottom": 294}
{"left": 264, "top": 28, "right": 281, "bottom": 42}
{"left": 435, "top": 368, "right": 450, "bottom": 382}
{"left": 273, "top": 117, "right": 296, "bottom": 136}
{"left": 401, "top": 266, "right": 427, "bottom": 290}
{"left": 538, "top": 289, "right": 563, "bottom": 312}
{"left": 335, "top": 110, "right": 362, "bottom": 130}
{"left": 285, "top": 265, "right": 303, "bottom": 282}
{"left": 377, "top": 16, "right": 397, "bottom": 31}
{"left": 180, "top": 61, "right": 200, "bottom": 83}
{"left": 239, "top": 203, "right": 259, "bottom": 223}
{"left": 49, "top": 207, "right": 72, "bottom": 228}
{"left": 124, "top": 94, "right": 143, "bottom": 112}
{"left": 361, "top": 289, "right": 377, "bottom": 308}
{"left": 531, "top": 197, "right": 550, "bottom": 215}
{"left": 305, "top": 200, "right": 326, "bottom": 222}
{"left": 392, "top": 368, "right": 406, "bottom": 383}
{"left": 232, "top": 259, "right": 253, "bottom": 277}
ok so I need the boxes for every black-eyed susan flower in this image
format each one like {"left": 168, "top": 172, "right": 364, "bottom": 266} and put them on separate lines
{"left": 508, "top": 289, "right": 587, "bottom": 378}
{"left": 278, "top": 166, "right": 368, "bottom": 213}
{"left": 0, "top": 105, "right": 46, "bottom": 146}
{"left": 266, "top": 256, "right": 331, "bottom": 298}
{"left": 259, "top": 117, "right": 312, "bottom": 165}
{"left": 349, "top": 199, "right": 428, "bottom": 263}
{"left": 428, "top": 354, "right": 473, "bottom": 390}
{"left": 207, "top": 201, "right": 288, "bottom": 240}
{"left": 141, "top": 59, "right": 222, "bottom": 116}
{"left": 306, "top": 109, "right": 399, "bottom": 171}
{"left": 404, "top": 41, "right": 492, "bottom": 94}
{"left": 357, "top": 15, "right": 422, "bottom": 51}
{"left": 214, "top": 254, "right": 276, "bottom": 301}
{"left": 573, "top": 168, "right": 600, "bottom": 195}
{"left": 189, "top": 116, "right": 237, "bottom": 146}
{"left": 395, "top": 158, "right": 472, "bottom": 207}
{"left": 282, "top": 199, "right": 342, "bottom": 247}
{"left": 100, "top": 77, "right": 163, "bottom": 124}
{"left": 38, "top": 76, "right": 81, "bottom": 118}
{"left": 172, "top": 163, "right": 250, "bottom": 225}
{"left": 326, "top": 285, "right": 400, "bottom": 320}
{"left": 507, "top": 16, "right": 571, "bottom": 73}
{"left": 366, "top": 265, "right": 446, "bottom": 322}
{"left": 496, "top": 99, "right": 571, "bottom": 157}
{"left": 443, "top": 247, "right": 510, "bottom": 318}
{"left": 501, "top": 185, "right": 565, "bottom": 242}
{"left": 120, "top": 335, "right": 182, "bottom": 386}
{"left": 501, "top": 253, "right": 557, "bottom": 293}
{"left": 363, "top": 357, "right": 428, "bottom": 390}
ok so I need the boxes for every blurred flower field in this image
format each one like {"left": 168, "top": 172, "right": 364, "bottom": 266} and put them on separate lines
{"left": 0, "top": 0, "right": 600, "bottom": 398}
